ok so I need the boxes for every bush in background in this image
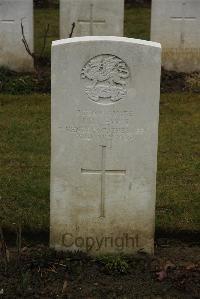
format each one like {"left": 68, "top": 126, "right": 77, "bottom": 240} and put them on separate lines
{"left": 34, "top": 0, "right": 151, "bottom": 9}
{"left": 34, "top": 0, "right": 59, "bottom": 8}
{"left": 126, "top": 0, "right": 151, "bottom": 5}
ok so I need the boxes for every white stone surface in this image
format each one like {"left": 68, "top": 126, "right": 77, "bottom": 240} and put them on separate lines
{"left": 51, "top": 36, "right": 161, "bottom": 255}
{"left": 151, "top": 0, "right": 200, "bottom": 72}
{"left": 0, "top": 0, "right": 34, "bottom": 72}
{"left": 60, "top": 0, "right": 124, "bottom": 38}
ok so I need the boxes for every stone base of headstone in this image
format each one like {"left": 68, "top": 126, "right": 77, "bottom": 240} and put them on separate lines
{"left": 162, "top": 48, "right": 200, "bottom": 73}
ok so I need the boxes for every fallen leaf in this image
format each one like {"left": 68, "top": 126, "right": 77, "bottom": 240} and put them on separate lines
{"left": 62, "top": 280, "right": 68, "bottom": 294}
{"left": 156, "top": 270, "right": 167, "bottom": 281}
{"left": 186, "top": 262, "right": 196, "bottom": 270}
{"left": 6, "top": 248, "right": 10, "bottom": 262}
{"left": 164, "top": 260, "right": 175, "bottom": 271}
{"left": 21, "top": 247, "right": 28, "bottom": 252}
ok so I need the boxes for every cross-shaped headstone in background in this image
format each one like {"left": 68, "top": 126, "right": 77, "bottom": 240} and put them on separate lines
{"left": 60, "top": 0, "right": 124, "bottom": 38}
{"left": 81, "top": 145, "right": 126, "bottom": 218}
{"left": 78, "top": 3, "right": 106, "bottom": 35}
{"left": 171, "top": 2, "right": 197, "bottom": 44}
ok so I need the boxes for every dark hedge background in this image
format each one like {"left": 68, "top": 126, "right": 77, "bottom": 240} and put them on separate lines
{"left": 34, "top": 0, "right": 151, "bottom": 8}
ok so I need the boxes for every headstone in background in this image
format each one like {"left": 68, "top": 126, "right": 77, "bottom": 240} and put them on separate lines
{"left": 51, "top": 36, "right": 161, "bottom": 255}
{"left": 0, "top": 0, "right": 34, "bottom": 72}
{"left": 151, "top": 0, "right": 200, "bottom": 72}
{"left": 60, "top": 0, "right": 124, "bottom": 38}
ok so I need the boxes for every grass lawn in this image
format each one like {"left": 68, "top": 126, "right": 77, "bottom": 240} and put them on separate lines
{"left": 35, "top": 8, "right": 59, "bottom": 59}
{"left": 0, "top": 95, "right": 50, "bottom": 231}
{"left": 0, "top": 93, "right": 199, "bottom": 233}
{"left": 0, "top": 6, "right": 199, "bottom": 234}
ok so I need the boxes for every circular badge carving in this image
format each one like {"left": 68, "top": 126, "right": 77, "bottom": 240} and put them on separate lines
{"left": 81, "top": 54, "right": 130, "bottom": 105}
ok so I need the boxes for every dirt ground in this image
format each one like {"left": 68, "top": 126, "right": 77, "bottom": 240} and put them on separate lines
{"left": 0, "top": 238, "right": 199, "bottom": 298}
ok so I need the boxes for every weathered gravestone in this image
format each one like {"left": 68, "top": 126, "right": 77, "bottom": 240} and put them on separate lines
{"left": 60, "top": 0, "right": 124, "bottom": 38}
{"left": 0, "top": 0, "right": 34, "bottom": 72}
{"left": 151, "top": 0, "right": 200, "bottom": 72}
{"left": 51, "top": 36, "right": 161, "bottom": 255}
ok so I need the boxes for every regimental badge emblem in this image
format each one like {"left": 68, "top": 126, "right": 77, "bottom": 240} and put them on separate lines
{"left": 81, "top": 54, "right": 130, "bottom": 105}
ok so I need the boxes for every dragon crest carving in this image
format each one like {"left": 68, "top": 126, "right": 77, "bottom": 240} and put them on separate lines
{"left": 81, "top": 54, "right": 130, "bottom": 104}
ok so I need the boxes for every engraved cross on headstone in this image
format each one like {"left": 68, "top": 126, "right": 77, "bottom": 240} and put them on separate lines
{"left": 0, "top": 3, "right": 16, "bottom": 26}
{"left": 0, "top": 19, "right": 15, "bottom": 25}
{"left": 78, "top": 3, "right": 106, "bottom": 35}
{"left": 81, "top": 146, "right": 126, "bottom": 218}
{"left": 171, "top": 2, "right": 196, "bottom": 44}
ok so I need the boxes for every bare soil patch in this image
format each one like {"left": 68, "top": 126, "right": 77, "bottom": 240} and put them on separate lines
{"left": 0, "top": 239, "right": 199, "bottom": 298}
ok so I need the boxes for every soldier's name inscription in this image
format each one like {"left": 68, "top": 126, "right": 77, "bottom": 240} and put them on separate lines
{"left": 61, "top": 109, "right": 144, "bottom": 143}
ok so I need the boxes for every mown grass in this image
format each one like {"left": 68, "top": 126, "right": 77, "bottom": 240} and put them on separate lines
{"left": 0, "top": 95, "right": 50, "bottom": 231}
{"left": 0, "top": 93, "right": 199, "bottom": 233}
{"left": 125, "top": 5, "right": 151, "bottom": 40}
{"left": 157, "top": 93, "right": 200, "bottom": 232}
{"left": 35, "top": 8, "right": 59, "bottom": 59}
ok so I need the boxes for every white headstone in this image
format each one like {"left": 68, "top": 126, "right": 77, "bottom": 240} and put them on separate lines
{"left": 60, "top": 0, "right": 124, "bottom": 38}
{"left": 0, "top": 0, "right": 34, "bottom": 72}
{"left": 51, "top": 36, "right": 161, "bottom": 255}
{"left": 151, "top": 0, "right": 200, "bottom": 72}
